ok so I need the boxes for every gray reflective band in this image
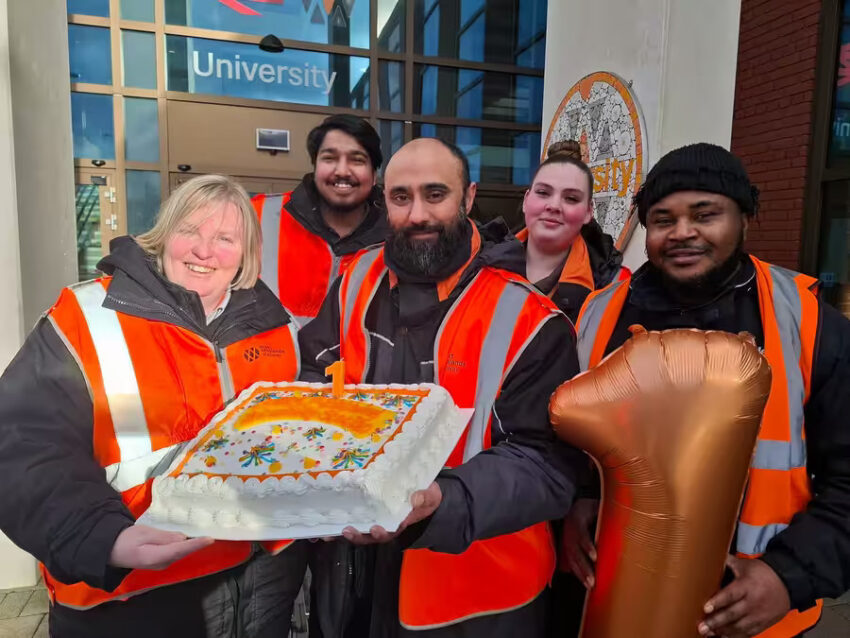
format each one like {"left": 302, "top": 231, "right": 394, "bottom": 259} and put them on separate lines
{"left": 341, "top": 248, "right": 385, "bottom": 381}
{"left": 576, "top": 281, "right": 625, "bottom": 371}
{"left": 753, "top": 438, "right": 805, "bottom": 471}
{"left": 104, "top": 442, "right": 185, "bottom": 493}
{"left": 461, "top": 282, "right": 531, "bottom": 461}
{"left": 737, "top": 521, "right": 788, "bottom": 556}
{"left": 71, "top": 282, "right": 151, "bottom": 462}
{"left": 293, "top": 315, "right": 313, "bottom": 328}
{"left": 260, "top": 195, "right": 283, "bottom": 299}
{"left": 342, "top": 248, "right": 383, "bottom": 338}
{"left": 760, "top": 265, "right": 807, "bottom": 471}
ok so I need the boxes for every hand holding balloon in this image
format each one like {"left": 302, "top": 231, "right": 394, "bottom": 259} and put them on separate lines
{"left": 698, "top": 556, "right": 791, "bottom": 637}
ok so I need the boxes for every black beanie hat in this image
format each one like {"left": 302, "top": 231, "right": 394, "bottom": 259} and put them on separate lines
{"left": 632, "top": 143, "right": 759, "bottom": 225}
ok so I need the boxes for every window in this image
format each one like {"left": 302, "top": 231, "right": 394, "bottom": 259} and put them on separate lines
{"left": 414, "top": 0, "right": 547, "bottom": 69}
{"left": 124, "top": 98, "right": 159, "bottom": 163}
{"left": 415, "top": 64, "right": 543, "bottom": 123}
{"left": 122, "top": 31, "right": 157, "bottom": 89}
{"left": 379, "top": 61, "right": 404, "bottom": 112}
{"left": 71, "top": 92, "right": 115, "bottom": 160}
{"left": 68, "top": 0, "right": 109, "bottom": 17}
{"left": 379, "top": 120, "right": 405, "bottom": 171}
{"left": 121, "top": 0, "right": 154, "bottom": 22}
{"left": 126, "top": 171, "right": 162, "bottom": 235}
{"left": 377, "top": 0, "right": 404, "bottom": 52}
{"left": 166, "top": 36, "right": 370, "bottom": 109}
{"left": 68, "top": 25, "right": 112, "bottom": 85}
{"left": 164, "top": 0, "right": 369, "bottom": 49}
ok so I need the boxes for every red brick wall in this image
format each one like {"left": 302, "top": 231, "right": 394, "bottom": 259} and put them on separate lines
{"left": 731, "top": 0, "right": 822, "bottom": 269}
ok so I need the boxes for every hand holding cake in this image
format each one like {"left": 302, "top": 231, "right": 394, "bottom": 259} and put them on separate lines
{"left": 341, "top": 481, "right": 443, "bottom": 544}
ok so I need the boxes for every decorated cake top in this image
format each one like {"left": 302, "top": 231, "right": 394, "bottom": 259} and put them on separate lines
{"left": 170, "top": 384, "right": 429, "bottom": 481}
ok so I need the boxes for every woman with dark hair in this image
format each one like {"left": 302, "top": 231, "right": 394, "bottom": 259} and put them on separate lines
{"left": 518, "top": 140, "right": 629, "bottom": 322}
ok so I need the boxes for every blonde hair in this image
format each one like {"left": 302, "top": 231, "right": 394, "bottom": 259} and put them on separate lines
{"left": 135, "top": 174, "right": 261, "bottom": 289}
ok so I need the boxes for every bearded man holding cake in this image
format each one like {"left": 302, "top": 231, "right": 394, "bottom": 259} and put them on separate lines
{"left": 297, "top": 137, "right": 585, "bottom": 638}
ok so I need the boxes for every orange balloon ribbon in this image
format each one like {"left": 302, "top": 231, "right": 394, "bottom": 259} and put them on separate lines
{"left": 550, "top": 327, "right": 772, "bottom": 638}
{"left": 325, "top": 360, "right": 346, "bottom": 398}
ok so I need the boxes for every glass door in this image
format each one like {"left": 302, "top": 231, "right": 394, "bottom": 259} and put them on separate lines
{"left": 75, "top": 168, "right": 119, "bottom": 281}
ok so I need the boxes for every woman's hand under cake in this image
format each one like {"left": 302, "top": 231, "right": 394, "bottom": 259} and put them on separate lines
{"left": 109, "top": 524, "right": 214, "bottom": 570}
{"left": 341, "top": 482, "right": 443, "bottom": 545}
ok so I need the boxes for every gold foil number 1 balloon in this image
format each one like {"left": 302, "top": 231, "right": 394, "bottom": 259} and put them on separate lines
{"left": 550, "top": 327, "right": 771, "bottom": 638}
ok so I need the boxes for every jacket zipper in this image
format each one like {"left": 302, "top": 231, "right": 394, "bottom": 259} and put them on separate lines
{"left": 212, "top": 341, "right": 235, "bottom": 402}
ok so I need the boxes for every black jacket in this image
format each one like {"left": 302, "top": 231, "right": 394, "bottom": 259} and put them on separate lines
{"left": 284, "top": 174, "right": 388, "bottom": 256}
{"left": 605, "top": 257, "right": 850, "bottom": 611}
{"left": 527, "top": 220, "right": 625, "bottom": 322}
{"left": 0, "top": 236, "right": 293, "bottom": 591}
{"left": 299, "top": 234, "right": 584, "bottom": 638}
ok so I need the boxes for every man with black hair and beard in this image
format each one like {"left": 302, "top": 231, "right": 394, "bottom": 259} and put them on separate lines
{"left": 252, "top": 114, "right": 386, "bottom": 327}
{"left": 298, "top": 137, "right": 585, "bottom": 638}
{"left": 566, "top": 143, "right": 850, "bottom": 638}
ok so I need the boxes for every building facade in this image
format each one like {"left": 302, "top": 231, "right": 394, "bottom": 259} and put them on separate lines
{"left": 66, "top": 0, "right": 547, "bottom": 280}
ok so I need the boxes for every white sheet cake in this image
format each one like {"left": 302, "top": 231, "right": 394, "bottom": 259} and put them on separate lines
{"left": 142, "top": 381, "right": 466, "bottom": 539}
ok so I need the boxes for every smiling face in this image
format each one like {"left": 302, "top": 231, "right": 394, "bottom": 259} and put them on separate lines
{"left": 312, "top": 129, "right": 377, "bottom": 213}
{"left": 523, "top": 162, "right": 593, "bottom": 254}
{"left": 645, "top": 190, "right": 748, "bottom": 285}
{"left": 383, "top": 138, "right": 476, "bottom": 275}
{"left": 162, "top": 202, "right": 244, "bottom": 314}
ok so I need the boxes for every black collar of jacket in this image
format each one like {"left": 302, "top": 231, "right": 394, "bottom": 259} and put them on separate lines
{"left": 628, "top": 254, "right": 756, "bottom": 313}
{"left": 284, "top": 173, "right": 388, "bottom": 254}
{"left": 96, "top": 236, "right": 292, "bottom": 347}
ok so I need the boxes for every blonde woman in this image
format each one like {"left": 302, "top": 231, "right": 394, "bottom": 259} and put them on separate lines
{"left": 0, "top": 175, "right": 303, "bottom": 637}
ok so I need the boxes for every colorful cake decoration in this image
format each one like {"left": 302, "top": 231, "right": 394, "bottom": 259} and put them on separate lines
{"left": 333, "top": 446, "right": 371, "bottom": 469}
{"left": 240, "top": 443, "right": 276, "bottom": 467}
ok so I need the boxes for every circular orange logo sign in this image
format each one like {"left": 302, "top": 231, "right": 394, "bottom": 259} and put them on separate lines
{"left": 543, "top": 72, "right": 646, "bottom": 247}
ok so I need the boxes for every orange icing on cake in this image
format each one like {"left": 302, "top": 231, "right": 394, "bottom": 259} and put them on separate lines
{"left": 232, "top": 397, "right": 394, "bottom": 438}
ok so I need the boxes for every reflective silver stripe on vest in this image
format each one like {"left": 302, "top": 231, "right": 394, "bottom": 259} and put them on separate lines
{"left": 260, "top": 195, "right": 283, "bottom": 299}
{"left": 341, "top": 248, "right": 385, "bottom": 380}
{"left": 736, "top": 264, "right": 810, "bottom": 556}
{"left": 103, "top": 442, "right": 184, "bottom": 493}
{"left": 576, "top": 281, "right": 626, "bottom": 371}
{"left": 737, "top": 521, "right": 788, "bottom": 556}
{"left": 71, "top": 282, "right": 152, "bottom": 464}
{"left": 288, "top": 318, "right": 302, "bottom": 379}
{"left": 434, "top": 273, "right": 545, "bottom": 462}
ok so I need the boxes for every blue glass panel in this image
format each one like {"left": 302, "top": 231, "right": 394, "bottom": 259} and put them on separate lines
{"left": 124, "top": 98, "right": 159, "bottom": 163}
{"left": 126, "top": 170, "right": 162, "bottom": 235}
{"left": 414, "top": 0, "right": 546, "bottom": 69}
{"left": 166, "top": 35, "right": 370, "bottom": 108}
{"left": 422, "top": 5, "right": 440, "bottom": 56}
{"left": 379, "top": 120, "right": 404, "bottom": 170}
{"left": 512, "top": 131, "right": 540, "bottom": 185}
{"left": 415, "top": 65, "right": 543, "bottom": 124}
{"left": 458, "top": 13, "right": 484, "bottom": 62}
{"left": 71, "top": 92, "right": 115, "bottom": 160}
{"left": 830, "top": 25, "right": 850, "bottom": 162}
{"left": 379, "top": 61, "right": 404, "bottom": 112}
{"left": 420, "top": 66, "right": 437, "bottom": 114}
{"left": 456, "top": 70, "right": 483, "bottom": 120}
{"left": 68, "top": 0, "right": 109, "bottom": 17}
{"left": 68, "top": 25, "right": 112, "bottom": 85}
{"left": 121, "top": 0, "right": 155, "bottom": 22}
{"left": 460, "top": 0, "right": 485, "bottom": 26}
{"left": 164, "top": 0, "right": 369, "bottom": 49}
{"left": 377, "top": 0, "right": 404, "bottom": 52}
{"left": 122, "top": 31, "right": 157, "bottom": 89}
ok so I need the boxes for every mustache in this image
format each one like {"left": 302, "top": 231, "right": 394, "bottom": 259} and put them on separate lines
{"left": 663, "top": 242, "right": 709, "bottom": 253}
{"left": 402, "top": 222, "right": 446, "bottom": 237}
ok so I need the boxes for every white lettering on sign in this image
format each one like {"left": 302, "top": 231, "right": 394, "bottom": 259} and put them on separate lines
{"left": 193, "top": 51, "right": 338, "bottom": 95}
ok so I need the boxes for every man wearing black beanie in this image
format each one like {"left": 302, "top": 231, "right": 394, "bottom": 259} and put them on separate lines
{"left": 563, "top": 143, "right": 850, "bottom": 637}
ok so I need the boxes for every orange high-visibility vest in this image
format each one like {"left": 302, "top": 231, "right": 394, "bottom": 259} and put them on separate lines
{"left": 575, "top": 256, "right": 822, "bottom": 637}
{"left": 42, "top": 277, "right": 300, "bottom": 610}
{"left": 253, "top": 193, "right": 373, "bottom": 326}
{"left": 339, "top": 248, "right": 562, "bottom": 629}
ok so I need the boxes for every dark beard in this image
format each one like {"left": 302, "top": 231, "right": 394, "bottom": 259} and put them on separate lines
{"left": 386, "top": 209, "right": 468, "bottom": 278}
{"left": 659, "top": 233, "right": 746, "bottom": 306}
